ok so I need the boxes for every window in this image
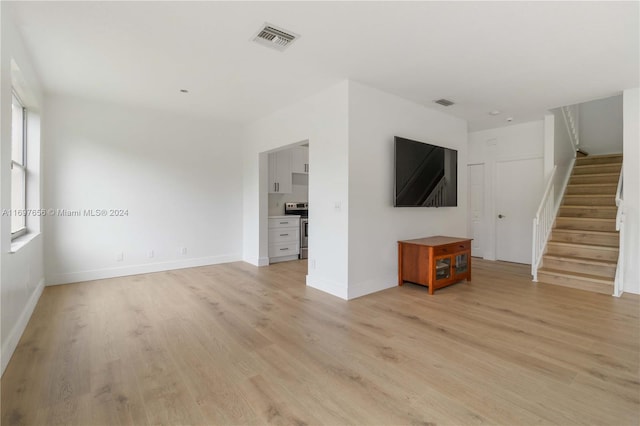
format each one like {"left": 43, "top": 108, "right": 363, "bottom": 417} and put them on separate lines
{"left": 11, "top": 92, "right": 27, "bottom": 239}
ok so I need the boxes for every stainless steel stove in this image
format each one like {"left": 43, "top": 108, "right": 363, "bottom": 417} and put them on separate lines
{"left": 285, "top": 202, "right": 308, "bottom": 259}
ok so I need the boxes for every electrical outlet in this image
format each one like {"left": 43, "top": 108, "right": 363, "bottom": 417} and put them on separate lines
{"left": 148, "top": 250, "right": 154, "bottom": 258}
{"left": 310, "top": 259, "right": 316, "bottom": 269}
{"left": 179, "top": 247, "right": 187, "bottom": 255}
{"left": 116, "top": 252, "right": 124, "bottom": 262}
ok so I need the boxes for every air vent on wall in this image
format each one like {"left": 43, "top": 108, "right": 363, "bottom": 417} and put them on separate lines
{"left": 253, "top": 23, "right": 299, "bottom": 51}
{"left": 434, "top": 98, "right": 455, "bottom": 107}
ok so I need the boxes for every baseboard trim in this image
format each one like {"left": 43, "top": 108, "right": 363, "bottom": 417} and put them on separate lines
{"left": 1, "top": 278, "right": 45, "bottom": 375}
{"left": 348, "top": 277, "right": 395, "bottom": 300}
{"left": 306, "top": 274, "right": 348, "bottom": 300}
{"left": 46, "top": 253, "right": 242, "bottom": 286}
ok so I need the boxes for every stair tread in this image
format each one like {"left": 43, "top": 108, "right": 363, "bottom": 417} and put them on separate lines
{"left": 576, "top": 154, "right": 623, "bottom": 159}
{"left": 547, "top": 241, "right": 619, "bottom": 250}
{"left": 553, "top": 229, "right": 618, "bottom": 235}
{"left": 542, "top": 254, "right": 617, "bottom": 265}
{"left": 556, "top": 217, "right": 615, "bottom": 221}
{"left": 537, "top": 268, "right": 614, "bottom": 284}
{"left": 560, "top": 205, "right": 617, "bottom": 209}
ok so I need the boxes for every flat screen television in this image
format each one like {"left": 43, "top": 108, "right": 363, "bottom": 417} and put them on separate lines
{"left": 394, "top": 136, "right": 458, "bottom": 207}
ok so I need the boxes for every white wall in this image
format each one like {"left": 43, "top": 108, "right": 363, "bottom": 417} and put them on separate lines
{"left": 578, "top": 95, "right": 623, "bottom": 155}
{"left": 43, "top": 95, "right": 243, "bottom": 284}
{"left": 243, "top": 81, "right": 350, "bottom": 298}
{"left": 1, "top": 7, "right": 45, "bottom": 374}
{"left": 347, "top": 82, "right": 468, "bottom": 299}
{"left": 622, "top": 88, "right": 639, "bottom": 295}
{"left": 468, "top": 121, "right": 545, "bottom": 261}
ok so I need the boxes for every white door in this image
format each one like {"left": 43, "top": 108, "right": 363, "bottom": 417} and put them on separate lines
{"left": 467, "top": 164, "right": 484, "bottom": 258}
{"left": 496, "top": 158, "right": 544, "bottom": 264}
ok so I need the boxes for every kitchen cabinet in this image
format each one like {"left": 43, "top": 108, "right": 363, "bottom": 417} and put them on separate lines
{"left": 268, "top": 216, "right": 300, "bottom": 263}
{"left": 291, "top": 146, "right": 309, "bottom": 174}
{"left": 268, "top": 150, "right": 292, "bottom": 194}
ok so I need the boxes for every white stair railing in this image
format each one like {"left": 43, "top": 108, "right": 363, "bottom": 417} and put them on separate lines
{"left": 424, "top": 177, "right": 447, "bottom": 207}
{"left": 561, "top": 105, "right": 580, "bottom": 152}
{"left": 532, "top": 166, "right": 557, "bottom": 281}
{"left": 613, "top": 167, "right": 624, "bottom": 297}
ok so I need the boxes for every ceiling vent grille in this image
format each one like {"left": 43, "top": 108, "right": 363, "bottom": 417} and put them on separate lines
{"left": 434, "top": 98, "right": 455, "bottom": 107}
{"left": 253, "top": 24, "right": 299, "bottom": 51}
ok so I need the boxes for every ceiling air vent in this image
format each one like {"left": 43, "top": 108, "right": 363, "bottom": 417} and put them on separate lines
{"left": 434, "top": 98, "right": 455, "bottom": 107}
{"left": 253, "top": 24, "right": 299, "bottom": 52}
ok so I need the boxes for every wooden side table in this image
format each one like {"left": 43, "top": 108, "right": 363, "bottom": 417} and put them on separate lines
{"left": 398, "top": 236, "right": 472, "bottom": 294}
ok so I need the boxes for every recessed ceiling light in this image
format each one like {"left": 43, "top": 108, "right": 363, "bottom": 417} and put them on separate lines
{"left": 489, "top": 110, "right": 501, "bottom": 116}
{"left": 180, "top": 89, "right": 189, "bottom": 93}
{"left": 506, "top": 117, "right": 514, "bottom": 122}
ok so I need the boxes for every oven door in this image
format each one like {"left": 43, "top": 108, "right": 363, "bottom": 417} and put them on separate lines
{"left": 300, "top": 218, "right": 308, "bottom": 259}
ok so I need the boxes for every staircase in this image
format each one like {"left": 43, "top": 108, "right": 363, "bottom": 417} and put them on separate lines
{"left": 537, "top": 154, "right": 622, "bottom": 294}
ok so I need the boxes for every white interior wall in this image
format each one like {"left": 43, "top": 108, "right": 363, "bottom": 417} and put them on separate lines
{"left": 578, "top": 95, "right": 623, "bottom": 155}
{"left": 43, "top": 95, "right": 243, "bottom": 285}
{"left": 622, "top": 88, "right": 639, "bottom": 295}
{"left": 242, "top": 81, "right": 350, "bottom": 299}
{"left": 0, "top": 7, "right": 45, "bottom": 374}
{"left": 468, "top": 121, "right": 545, "bottom": 261}
{"left": 347, "top": 81, "right": 468, "bottom": 299}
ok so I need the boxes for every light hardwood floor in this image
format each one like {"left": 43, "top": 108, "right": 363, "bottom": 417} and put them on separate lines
{"left": 2, "top": 259, "right": 639, "bottom": 425}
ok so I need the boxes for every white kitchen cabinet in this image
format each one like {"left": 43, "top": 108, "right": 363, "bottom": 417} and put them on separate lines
{"left": 268, "top": 150, "right": 293, "bottom": 194}
{"left": 291, "top": 146, "right": 309, "bottom": 174}
{"left": 268, "top": 216, "right": 300, "bottom": 263}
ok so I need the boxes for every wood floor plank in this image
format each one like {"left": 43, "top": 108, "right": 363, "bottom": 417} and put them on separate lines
{"left": 2, "top": 258, "right": 639, "bottom": 425}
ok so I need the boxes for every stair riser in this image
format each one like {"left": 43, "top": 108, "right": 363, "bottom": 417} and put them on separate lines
{"left": 558, "top": 207, "right": 617, "bottom": 219}
{"left": 541, "top": 257, "right": 616, "bottom": 278}
{"left": 565, "top": 185, "right": 617, "bottom": 195}
{"left": 551, "top": 231, "right": 619, "bottom": 246}
{"left": 563, "top": 195, "right": 616, "bottom": 206}
{"left": 546, "top": 245, "right": 619, "bottom": 261}
{"left": 555, "top": 218, "right": 616, "bottom": 232}
{"left": 537, "top": 271, "right": 613, "bottom": 294}
{"left": 572, "top": 165, "right": 621, "bottom": 175}
{"left": 575, "top": 156, "right": 623, "bottom": 166}
{"left": 570, "top": 174, "right": 619, "bottom": 185}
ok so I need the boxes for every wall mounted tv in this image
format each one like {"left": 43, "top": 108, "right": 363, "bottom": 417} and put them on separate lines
{"left": 394, "top": 136, "right": 458, "bottom": 207}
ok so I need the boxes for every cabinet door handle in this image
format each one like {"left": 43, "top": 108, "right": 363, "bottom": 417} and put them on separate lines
{"left": 280, "top": 247, "right": 289, "bottom": 251}
{"left": 277, "top": 182, "right": 279, "bottom": 192}
{"left": 280, "top": 222, "right": 288, "bottom": 225}
{"left": 274, "top": 183, "right": 277, "bottom": 192}
{"left": 280, "top": 233, "right": 288, "bottom": 236}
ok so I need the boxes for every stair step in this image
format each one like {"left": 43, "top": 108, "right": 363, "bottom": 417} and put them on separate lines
{"left": 551, "top": 229, "right": 619, "bottom": 246}
{"left": 537, "top": 268, "right": 613, "bottom": 295}
{"left": 572, "top": 163, "right": 622, "bottom": 175}
{"left": 555, "top": 217, "right": 616, "bottom": 232}
{"left": 569, "top": 173, "right": 620, "bottom": 185}
{"left": 542, "top": 254, "right": 616, "bottom": 278}
{"left": 563, "top": 194, "right": 616, "bottom": 206}
{"left": 565, "top": 183, "right": 617, "bottom": 195}
{"left": 575, "top": 154, "right": 623, "bottom": 166}
{"left": 557, "top": 205, "right": 617, "bottom": 219}
{"left": 546, "top": 241, "right": 619, "bottom": 261}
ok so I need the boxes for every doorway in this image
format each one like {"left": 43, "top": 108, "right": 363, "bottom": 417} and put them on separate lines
{"left": 495, "top": 158, "right": 544, "bottom": 264}
{"left": 467, "top": 164, "right": 485, "bottom": 258}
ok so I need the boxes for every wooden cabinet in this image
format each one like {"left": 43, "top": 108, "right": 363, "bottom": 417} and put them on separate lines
{"left": 291, "top": 146, "right": 309, "bottom": 174}
{"left": 268, "top": 150, "right": 293, "bottom": 194}
{"left": 268, "top": 216, "right": 300, "bottom": 263}
{"left": 398, "top": 236, "right": 472, "bottom": 294}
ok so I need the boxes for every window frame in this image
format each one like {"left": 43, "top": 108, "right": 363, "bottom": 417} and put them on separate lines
{"left": 11, "top": 90, "right": 27, "bottom": 240}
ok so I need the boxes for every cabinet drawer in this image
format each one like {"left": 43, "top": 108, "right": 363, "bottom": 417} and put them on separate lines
{"left": 269, "top": 228, "right": 299, "bottom": 244}
{"left": 269, "top": 241, "right": 300, "bottom": 257}
{"left": 269, "top": 218, "right": 299, "bottom": 229}
{"left": 433, "top": 241, "right": 470, "bottom": 256}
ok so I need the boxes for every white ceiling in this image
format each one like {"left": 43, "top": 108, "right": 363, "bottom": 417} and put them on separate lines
{"left": 7, "top": 1, "right": 639, "bottom": 130}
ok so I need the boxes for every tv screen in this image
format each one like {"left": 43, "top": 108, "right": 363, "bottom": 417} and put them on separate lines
{"left": 394, "top": 137, "right": 458, "bottom": 207}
